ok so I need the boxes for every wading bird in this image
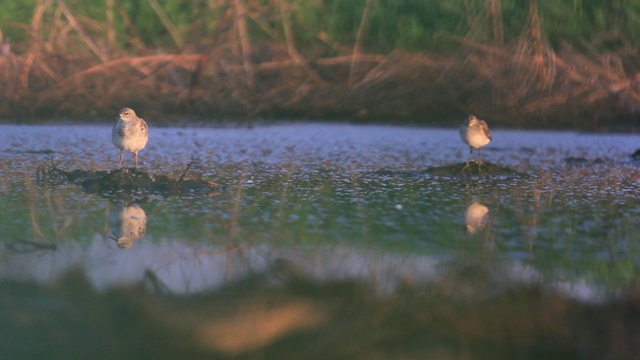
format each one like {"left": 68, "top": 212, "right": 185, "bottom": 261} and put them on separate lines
{"left": 459, "top": 115, "right": 492, "bottom": 169}
{"left": 112, "top": 107, "right": 149, "bottom": 168}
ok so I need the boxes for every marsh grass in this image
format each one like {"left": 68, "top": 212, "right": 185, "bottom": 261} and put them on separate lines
{"left": 0, "top": 1, "right": 639, "bottom": 128}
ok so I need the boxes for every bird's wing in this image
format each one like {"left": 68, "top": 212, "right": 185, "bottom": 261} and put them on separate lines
{"left": 113, "top": 120, "right": 126, "bottom": 136}
{"left": 138, "top": 119, "right": 149, "bottom": 136}
{"left": 481, "top": 120, "right": 492, "bottom": 141}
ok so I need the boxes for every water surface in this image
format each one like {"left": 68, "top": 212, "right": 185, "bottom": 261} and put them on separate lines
{"left": 2, "top": 124, "right": 639, "bottom": 297}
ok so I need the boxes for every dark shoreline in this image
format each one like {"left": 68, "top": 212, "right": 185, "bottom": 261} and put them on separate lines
{"left": 1, "top": 117, "right": 640, "bottom": 134}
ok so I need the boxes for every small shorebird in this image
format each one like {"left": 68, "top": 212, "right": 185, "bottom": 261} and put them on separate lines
{"left": 459, "top": 115, "right": 492, "bottom": 168}
{"left": 112, "top": 107, "right": 148, "bottom": 168}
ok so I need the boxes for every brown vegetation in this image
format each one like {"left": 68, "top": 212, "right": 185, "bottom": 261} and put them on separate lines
{"left": 4, "top": 41, "right": 638, "bottom": 129}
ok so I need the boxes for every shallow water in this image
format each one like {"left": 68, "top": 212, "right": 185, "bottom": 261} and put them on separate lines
{"left": 2, "top": 123, "right": 640, "bottom": 299}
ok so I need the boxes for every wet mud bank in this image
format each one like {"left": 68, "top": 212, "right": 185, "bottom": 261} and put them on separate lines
{"left": 35, "top": 163, "right": 224, "bottom": 201}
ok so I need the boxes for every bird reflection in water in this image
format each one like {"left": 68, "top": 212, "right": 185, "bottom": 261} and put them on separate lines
{"left": 109, "top": 204, "right": 147, "bottom": 249}
{"left": 464, "top": 202, "right": 489, "bottom": 235}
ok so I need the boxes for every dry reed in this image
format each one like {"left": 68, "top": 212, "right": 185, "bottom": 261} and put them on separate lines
{"left": 0, "top": 0, "right": 638, "bottom": 128}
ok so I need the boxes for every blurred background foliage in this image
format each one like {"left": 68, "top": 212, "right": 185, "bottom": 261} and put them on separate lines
{"left": 0, "top": 0, "right": 638, "bottom": 126}
{"left": 1, "top": 0, "right": 639, "bottom": 55}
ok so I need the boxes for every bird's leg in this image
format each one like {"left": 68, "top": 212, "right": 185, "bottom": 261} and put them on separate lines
{"left": 462, "top": 147, "right": 472, "bottom": 172}
{"left": 134, "top": 151, "right": 139, "bottom": 168}
{"left": 119, "top": 150, "right": 124, "bottom": 167}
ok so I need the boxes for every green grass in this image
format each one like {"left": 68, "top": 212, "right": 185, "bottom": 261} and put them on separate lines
{"left": 2, "top": 0, "right": 639, "bottom": 54}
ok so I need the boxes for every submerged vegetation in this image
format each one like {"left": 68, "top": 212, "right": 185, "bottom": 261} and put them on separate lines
{"left": 0, "top": 0, "right": 639, "bottom": 128}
